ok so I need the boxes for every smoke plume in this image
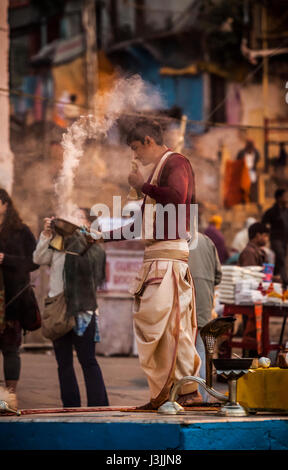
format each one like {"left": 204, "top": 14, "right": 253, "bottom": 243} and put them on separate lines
{"left": 54, "top": 75, "right": 164, "bottom": 220}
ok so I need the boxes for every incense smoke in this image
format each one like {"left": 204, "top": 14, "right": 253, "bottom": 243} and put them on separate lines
{"left": 54, "top": 75, "right": 164, "bottom": 220}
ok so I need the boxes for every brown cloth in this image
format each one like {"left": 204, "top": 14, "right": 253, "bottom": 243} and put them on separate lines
{"left": 238, "top": 241, "right": 267, "bottom": 267}
{"left": 223, "top": 159, "right": 251, "bottom": 208}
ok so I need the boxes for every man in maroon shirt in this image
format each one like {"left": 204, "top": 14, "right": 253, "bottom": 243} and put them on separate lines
{"left": 238, "top": 222, "right": 269, "bottom": 267}
{"left": 105, "top": 119, "right": 196, "bottom": 242}
{"left": 103, "top": 119, "right": 201, "bottom": 410}
{"left": 238, "top": 222, "right": 269, "bottom": 357}
{"left": 128, "top": 124, "right": 195, "bottom": 241}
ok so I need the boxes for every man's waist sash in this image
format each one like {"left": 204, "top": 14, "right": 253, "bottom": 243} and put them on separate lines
{"left": 144, "top": 249, "right": 189, "bottom": 263}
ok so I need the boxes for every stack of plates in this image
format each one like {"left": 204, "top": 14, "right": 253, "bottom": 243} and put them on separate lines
{"left": 219, "top": 266, "right": 266, "bottom": 305}
{"left": 218, "top": 266, "right": 243, "bottom": 304}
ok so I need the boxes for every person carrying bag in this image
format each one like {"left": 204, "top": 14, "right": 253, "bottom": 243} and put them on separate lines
{"left": 33, "top": 210, "right": 109, "bottom": 408}
{"left": 42, "top": 291, "right": 75, "bottom": 341}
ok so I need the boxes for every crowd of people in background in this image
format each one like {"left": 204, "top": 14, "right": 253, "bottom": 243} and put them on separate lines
{"left": 202, "top": 187, "right": 288, "bottom": 291}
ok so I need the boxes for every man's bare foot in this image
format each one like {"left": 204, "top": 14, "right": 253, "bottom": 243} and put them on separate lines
{"left": 134, "top": 402, "right": 158, "bottom": 411}
{"left": 177, "top": 391, "right": 203, "bottom": 406}
{"left": 134, "top": 394, "right": 170, "bottom": 410}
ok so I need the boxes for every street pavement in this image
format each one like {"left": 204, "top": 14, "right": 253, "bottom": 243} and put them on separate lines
{"left": 0, "top": 349, "right": 150, "bottom": 409}
{"left": 0, "top": 348, "right": 227, "bottom": 410}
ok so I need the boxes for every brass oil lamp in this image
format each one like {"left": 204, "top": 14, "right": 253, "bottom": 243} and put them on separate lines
{"left": 158, "top": 317, "right": 253, "bottom": 417}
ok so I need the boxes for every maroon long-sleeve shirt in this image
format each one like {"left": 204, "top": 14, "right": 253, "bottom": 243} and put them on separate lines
{"left": 105, "top": 152, "right": 196, "bottom": 242}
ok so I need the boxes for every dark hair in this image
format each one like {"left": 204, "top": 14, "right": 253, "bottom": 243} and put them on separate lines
{"left": 248, "top": 222, "right": 269, "bottom": 240}
{"left": 275, "top": 188, "right": 286, "bottom": 200}
{"left": 0, "top": 188, "right": 23, "bottom": 242}
{"left": 126, "top": 118, "right": 163, "bottom": 146}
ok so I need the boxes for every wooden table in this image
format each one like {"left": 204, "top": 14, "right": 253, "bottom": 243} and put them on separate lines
{"left": 222, "top": 303, "right": 288, "bottom": 357}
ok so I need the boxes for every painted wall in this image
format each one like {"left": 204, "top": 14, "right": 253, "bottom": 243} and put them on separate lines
{"left": 120, "top": 46, "right": 204, "bottom": 123}
{"left": 160, "top": 75, "right": 203, "bottom": 124}
{"left": 0, "top": 419, "right": 288, "bottom": 450}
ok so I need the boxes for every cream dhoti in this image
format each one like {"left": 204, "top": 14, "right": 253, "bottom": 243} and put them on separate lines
{"left": 130, "top": 239, "right": 201, "bottom": 406}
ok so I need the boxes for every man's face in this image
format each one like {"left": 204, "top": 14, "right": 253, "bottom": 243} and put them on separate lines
{"left": 130, "top": 138, "right": 155, "bottom": 166}
{"left": 279, "top": 192, "right": 288, "bottom": 208}
{"left": 246, "top": 143, "right": 254, "bottom": 152}
{"left": 255, "top": 232, "right": 268, "bottom": 247}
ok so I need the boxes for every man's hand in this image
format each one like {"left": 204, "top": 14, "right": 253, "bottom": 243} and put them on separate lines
{"left": 0, "top": 253, "right": 4, "bottom": 264}
{"left": 128, "top": 167, "right": 144, "bottom": 191}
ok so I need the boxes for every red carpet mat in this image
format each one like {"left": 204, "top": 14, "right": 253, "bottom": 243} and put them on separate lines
{"left": 0, "top": 403, "right": 222, "bottom": 416}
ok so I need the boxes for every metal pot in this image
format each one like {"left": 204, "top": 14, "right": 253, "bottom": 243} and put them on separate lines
{"left": 51, "top": 218, "right": 79, "bottom": 237}
{"left": 49, "top": 218, "right": 80, "bottom": 252}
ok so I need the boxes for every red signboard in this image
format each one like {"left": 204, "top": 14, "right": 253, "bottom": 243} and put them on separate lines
{"left": 104, "top": 252, "right": 143, "bottom": 293}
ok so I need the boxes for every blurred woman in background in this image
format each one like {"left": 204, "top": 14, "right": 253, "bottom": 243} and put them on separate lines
{"left": 0, "top": 189, "right": 38, "bottom": 401}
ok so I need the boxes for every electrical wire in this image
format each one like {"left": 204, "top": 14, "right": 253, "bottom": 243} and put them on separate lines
{"left": 5, "top": 2, "right": 287, "bottom": 129}
{"left": 207, "top": 38, "right": 288, "bottom": 121}
{"left": 1, "top": 85, "right": 288, "bottom": 131}
{"left": 3, "top": 35, "right": 288, "bottom": 132}
{"left": 120, "top": 0, "right": 185, "bottom": 15}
